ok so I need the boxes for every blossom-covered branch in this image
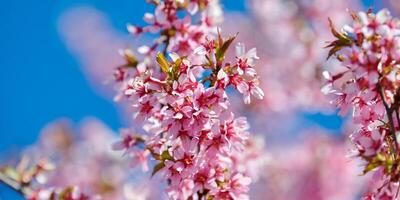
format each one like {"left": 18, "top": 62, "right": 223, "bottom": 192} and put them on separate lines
{"left": 0, "top": 157, "right": 93, "bottom": 200}
{"left": 324, "top": 9, "right": 400, "bottom": 199}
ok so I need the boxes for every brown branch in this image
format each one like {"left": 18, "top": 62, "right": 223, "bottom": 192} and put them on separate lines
{"left": 394, "top": 88, "right": 400, "bottom": 130}
{"left": 377, "top": 84, "right": 399, "bottom": 154}
{"left": 396, "top": 108, "right": 400, "bottom": 133}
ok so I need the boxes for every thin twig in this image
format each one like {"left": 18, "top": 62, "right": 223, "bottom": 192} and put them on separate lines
{"left": 396, "top": 108, "right": 400, "bottom": 133}
{"left": 377, "top": 84, "right": 399, "bottom": 153}
{"left": 162, "top": 34, "right": 171, "bottom": 57}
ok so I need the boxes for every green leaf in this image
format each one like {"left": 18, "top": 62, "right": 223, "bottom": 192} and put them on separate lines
{"left": 126, "top": 54, "right": 138, "bottom": 67}
{"left": 326, "top": 45, "right": 344, "bottom": 60}
{"left": 156, "top": 52, "right": 170, "bottom": 73}
{"left": 215, "top": 33, "right": 238, "bottom": 62}
{"left": 161, "top": 150, "right": 174, "bottom": 161}
{"left": 151, "top": 162, "right": 165, "bottom": 177}
{"left": 170, "top": 56, "right": 187, "bottom": 80}
{"left": 362, "top": 153, "right": 388, "bottom": 175}
{"left": 363, "top": 161, "right": 380, "bottom": 175}
{"left": 325, "top": 18, "right": 354, "bottom": 60}
{"left": 121, "top": 49, "right": 138, "bottom": 67}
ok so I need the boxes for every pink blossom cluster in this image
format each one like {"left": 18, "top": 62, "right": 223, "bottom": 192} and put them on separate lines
{"left": 123, "top": 0, "right": 222, "bottom": 64}
{"left": 28, "top": 186, "right": 94, "bottom": 200}
{"left": 4, "top": 119, "right": 160, "bottom": 200}
{"left": 111, "top": 0, "right": 264, "bottom": 199}
{"left": 0, "top": 156, "right": 97, "bottom": 200}
{"left": 324, "top": 9, "right": 400, "bottom": 199}
{"left": 251, "top": 132, "right": 363, "bottom": 200}
{"left": 222, "top": 0, "right": 359, "bottom": 112}
{"left": 34, "top": 119, "right": 127, "bottom": 194}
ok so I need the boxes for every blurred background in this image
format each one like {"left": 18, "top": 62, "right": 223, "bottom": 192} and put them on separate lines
{"left": 0, "top": 0, "right": 393, "bottom": 199}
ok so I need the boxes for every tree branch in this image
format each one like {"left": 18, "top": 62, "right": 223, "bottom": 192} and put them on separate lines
{"left": 378, "top": 84, "right": 399, "bottom": 154}
{"left": 162, "top": 34, "right": 171, "bottom": 57}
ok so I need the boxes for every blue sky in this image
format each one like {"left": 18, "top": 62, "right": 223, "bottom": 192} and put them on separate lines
{"left": 0, "top": 1, "right": 246, "bottom": 197}
{"left": 0, "top": 0, "right": 249, "bottom": 153}
{"left": 0, "top": 0, "right": 380, "bottom": 198}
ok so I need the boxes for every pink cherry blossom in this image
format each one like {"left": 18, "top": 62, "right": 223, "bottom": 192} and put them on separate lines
{"left": 110, "top": 0, "right": 264, "bottom": 199}
{"left": 324, "top": 9, "right": 400, "bottom": 199}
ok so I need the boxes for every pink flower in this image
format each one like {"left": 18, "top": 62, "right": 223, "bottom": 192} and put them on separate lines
{"left": 130, "top": 150, "right": 150, "bottom": 172}
{"left": 111, "top": 129, "right": 137, "bottom": 151}
{"left": 325, "top": 9, "right": 400, "bottom": 198}
{"left": 109, "top": 1, "right": 264, "bottom": 199}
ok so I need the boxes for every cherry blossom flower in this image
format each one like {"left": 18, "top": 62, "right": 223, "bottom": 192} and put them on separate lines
{"left": 324, "top": 9, "right": 400, "bottom": 199}
{"left": 110, "top": 0, "right": 264, "bottom": 199}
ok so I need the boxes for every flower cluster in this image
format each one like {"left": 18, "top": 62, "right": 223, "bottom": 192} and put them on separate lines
{"left": 0, "top": 119, "right": 161, "bottom": 200}
{"left": 28, "top": 187, "right": 94, "bottom": 200}
{"left": 125, "top": 0, "right": 222, "bottom": 63}
{"left": 33, "top": 119, "right": 159, "bottom": 200}
{"left": 251, "top": 132, "right": 363, "bottom": 200}
{"left": 0, "top": 157, "right": 96, "bottom": 200}
{"left": 324, "top": 9, "right": 400, "bottom": 199}
{"left": 111, "top": 0, "right": 264, "bottom": 199}
{"left": 220, "top": 0, "right": 359, "bottom": 112}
